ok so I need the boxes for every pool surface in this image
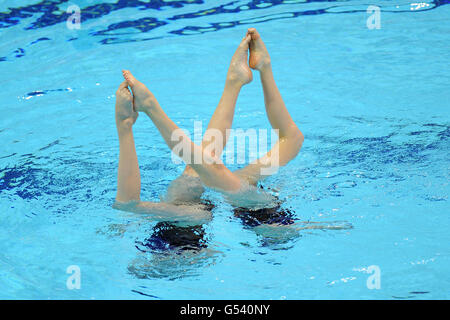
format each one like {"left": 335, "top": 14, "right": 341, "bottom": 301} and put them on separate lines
{"left": 0, "top": 0, "right": 449, "bottom": 299}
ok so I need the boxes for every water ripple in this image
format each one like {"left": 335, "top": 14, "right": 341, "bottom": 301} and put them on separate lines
{"left": 0, "top": 0, "right": 448, "bottom": 60}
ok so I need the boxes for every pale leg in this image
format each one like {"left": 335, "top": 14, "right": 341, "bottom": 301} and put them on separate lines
{"left": 114, "top": 81, "right": 141, "bottom": 203}
{"left": 182, "top": 34, "right": 253, "bottom": 176}
{"left": 235, "top": 28, "right": 304, "bottom": 184}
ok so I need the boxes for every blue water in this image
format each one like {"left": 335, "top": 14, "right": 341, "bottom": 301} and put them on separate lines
{"left": 0, "top": 0, "right": 449, "bottom": 299}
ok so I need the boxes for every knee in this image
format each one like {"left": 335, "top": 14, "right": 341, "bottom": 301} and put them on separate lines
{"left": 289, "top": 129, "right": 304, "bottom": 154}
{"left": 296, "top": 129, "right": 305, "bottom": 144}
{"left": 278, "top": 130, "right": 304, "bottom": 166}
{"left": 283, "top": 124, "right": 304, "bottom": 145}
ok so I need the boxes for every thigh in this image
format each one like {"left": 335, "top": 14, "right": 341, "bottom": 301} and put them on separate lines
{"left": 234, "top": 137, "right": 302, "bottom": 185}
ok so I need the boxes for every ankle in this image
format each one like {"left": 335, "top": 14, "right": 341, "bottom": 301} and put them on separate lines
{"left": 225, "top": 77, "right": 244, "bottom": 90}
{"left": 116, "top": 119, "right": 134, "bottom": 132}
{"left": 258, "top": 60, "right": 272, "bottom": 73}
{"left": 138, "top": 96, "right": 158, "bottom": 114}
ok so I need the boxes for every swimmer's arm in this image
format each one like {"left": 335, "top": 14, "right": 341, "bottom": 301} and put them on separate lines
{"left": 112, "top": 201, "right": 211, "bottom": 225}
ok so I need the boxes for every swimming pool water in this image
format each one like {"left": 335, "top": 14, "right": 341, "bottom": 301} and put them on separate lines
{"left": 0, "top": 0, "right": 449, "bottom": 299}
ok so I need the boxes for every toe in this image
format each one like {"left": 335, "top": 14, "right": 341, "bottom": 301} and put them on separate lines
{"left": 247, "top": 28, "right": 260, "bottom": 40}
{"left": 122, "top": 70, "right": 136, "bottom": 87}
{"left": 239, "top": 34, "right": 251, "bottom": 49}
{"left": 117, "top": 80, "right": 128, "bottom": 92}
{"left": 117, "top": 80, "right": 131, "bottom": 96}
{"left": 117, "top": 80, "right": 131, "bottom": 97}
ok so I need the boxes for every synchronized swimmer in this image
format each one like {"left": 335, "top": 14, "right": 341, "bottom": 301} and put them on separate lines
{"left": 112, "top": 28, "right": 304, "bottom": 225}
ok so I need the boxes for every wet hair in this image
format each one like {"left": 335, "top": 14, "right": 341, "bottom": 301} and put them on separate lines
{"left": 137, "top": 222, "right": 208, "bottom": 252}
{"left": 232, "top": 185, "right": 296, "bottom": 227}
{"left": 136, "top": 199, "right": 214, "bottom": 253}
{"left": 233, "top": 204, "right": 296, "bottom": 228}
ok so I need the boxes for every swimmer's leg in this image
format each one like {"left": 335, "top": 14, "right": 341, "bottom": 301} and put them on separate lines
{"left": 122, "top": 70, "right": 242, "bottom": 192}
{"left": 113, "top": 81, "right": 211, "bottom": 222}
{"left": 181, "top": 34, "right": 253, "bottom": 177}
{"left": 234, "top": 28, "right": 304, "bottom": 184}
{"left": 114, "top": 81, "right": 141, "bottom": 203}
{"left": 247, "top": 28, "right": 302, "bottom": 139}
{"left": 201, "top": 34, "right": 252, "bottom": 157}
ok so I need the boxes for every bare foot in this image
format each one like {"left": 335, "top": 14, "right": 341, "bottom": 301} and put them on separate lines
{"left": 247, "top": 28, "right": 271, "bottom": 71}
{"left": 122, "top": 70, "right": 157, "bottom": 113}
{"left": 226, "top": 34, "right": 253, "bottom": 86}
{"left": 115, "top": 81, "right": 138, "bottom": 127}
